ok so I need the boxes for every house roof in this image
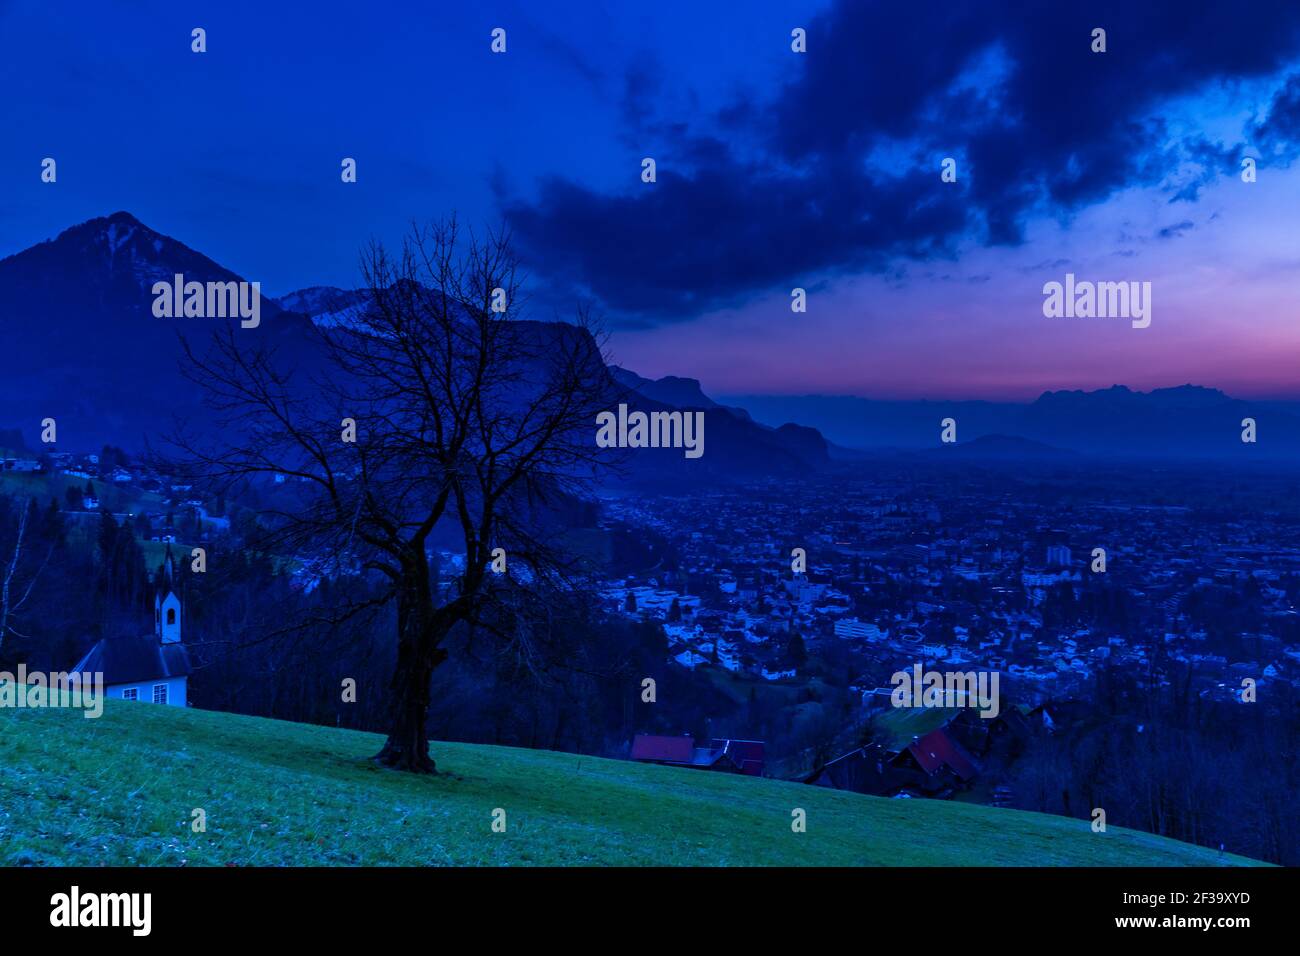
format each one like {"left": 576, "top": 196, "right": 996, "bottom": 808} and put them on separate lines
{"left": 690, "top": 746, "right": 727, "bottom": 766}
{"left": 804, "top": 745, "right": 882, "bottom": 790}
{"left": 712, "top": 738, "right": 764, "bottom": 760}
{"left": 71, "top": 635, "right": 192, "bottom": 687}
{"left": 907, "top": 729, "right": 979, "bottom": 781}
{"left": 630, "top": 734, "right": 695, "bottom": 764}
{"left": 711, "top": 738, "right": 766, "bottom": 774}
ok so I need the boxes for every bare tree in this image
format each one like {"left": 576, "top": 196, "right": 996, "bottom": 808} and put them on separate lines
{"left": 0, "top": 497, "right": 53, "bottom": 656}
{"left": 170, "top": 219, "right": 612, "bottom": 772}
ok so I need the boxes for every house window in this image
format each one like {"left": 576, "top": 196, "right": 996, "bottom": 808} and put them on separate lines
{"left": 166, "top": 608, "right": 176, "bottom": 626}
{"left": 122, "top": 688, "right": 138, "bottom": 701}
{"left": 152, "top": 684, "right": 168, "bottom": 704}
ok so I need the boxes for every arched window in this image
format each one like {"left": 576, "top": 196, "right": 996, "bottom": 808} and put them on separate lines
{"left": 166, "top": 608, "right": 176, "bottom": 626}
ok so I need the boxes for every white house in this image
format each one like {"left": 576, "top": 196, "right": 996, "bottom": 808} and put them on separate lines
{"left": 70, "top": 546, "right": 191, "bottom": 706}
{"left": 834, "top": 617, "right": 887, "bottom": 641}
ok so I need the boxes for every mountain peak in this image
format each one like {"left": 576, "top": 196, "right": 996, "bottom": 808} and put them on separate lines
{"left": 56, "top": 210, "right": 153, "bottom": 241}
{"left": 103, "top": 210, "right": 144, "bottom": 226}
{"left": 1149, "top": 383, "right": 1229, "bottom": 402}
{"left": 1033, "top": 383, "right": 1231, "bottom": 409}
{"left": 609, "top": 366, "right": 719, "bottom": 410}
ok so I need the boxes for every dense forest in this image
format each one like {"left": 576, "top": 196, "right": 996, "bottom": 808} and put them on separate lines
{"left": 1007, "top": 664, "right": 1300, "bottom": 865}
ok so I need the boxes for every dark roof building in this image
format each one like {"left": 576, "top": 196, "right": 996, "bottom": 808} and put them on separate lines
{"left": 901, "top": 728, "right": 979, "bottom": 782}
{"left": 710, "top": 738, "right": 765, "bottom": 776}
{"left": 71, "top": 635, "right": 192, "bottom": 687}
{"left": 629, "top": 734, "right": 766, "bottom": 776}
{"left": 630, "top": 734, "right": 695, "bottom": 764}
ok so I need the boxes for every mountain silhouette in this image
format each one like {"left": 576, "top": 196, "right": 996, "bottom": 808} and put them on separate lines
{"left": 727, "top": 386, "right": 1296, "bottom": 460}
{"left": 0, "top": 214, "right": 831, "bottom": 480}
{"left": 0, "top": 212, "right": 315, "bottom": 449}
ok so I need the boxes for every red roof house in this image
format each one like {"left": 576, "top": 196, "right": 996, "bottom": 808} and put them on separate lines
{"left": 904, "top": 728, "right": 979, "bottom": 782}
{"left": 630, "top": 734, "right": 696, "bottom": 765}
{"left": 711, "top": 738, "right": 766, "bottom": 776}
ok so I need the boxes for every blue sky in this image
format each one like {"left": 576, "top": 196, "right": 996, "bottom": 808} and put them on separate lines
{"left": 3, "top": 0, "right": 1300, "bottom": 397}
{"left": 0, "top": 0, "right": 829, "bottom": 292}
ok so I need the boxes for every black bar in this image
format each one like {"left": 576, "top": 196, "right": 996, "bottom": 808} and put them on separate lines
{"left": 1, "top": 865, "right": 1292, "bottom": 941}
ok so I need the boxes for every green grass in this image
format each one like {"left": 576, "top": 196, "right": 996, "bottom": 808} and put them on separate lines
{"left": 0, "top": 696, "right": 1267, "bottom": 867}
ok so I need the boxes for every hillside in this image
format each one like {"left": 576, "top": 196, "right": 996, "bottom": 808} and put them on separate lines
{"left": 0, "top": 698, "right": 1264, "bottom": 866}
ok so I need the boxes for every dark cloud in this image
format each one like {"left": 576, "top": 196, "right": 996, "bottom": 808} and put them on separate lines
{"left": 504, "top": 0, "right": 1300, "bottom": 323}
{"left": 511, "top": 9, "right": 610, "bottom": 94}
{"left": 1258, "top": 72, "right": 1300, "bottom": 150}
{"left": 1157, "top": 220, "right": 1195, "bottom": 239}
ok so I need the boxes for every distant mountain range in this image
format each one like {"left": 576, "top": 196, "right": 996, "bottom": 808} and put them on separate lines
{"left": 726, "top": 387, "right": 1300, "bottom": 460}
{"left": 2, "top": 212, "right": 1292, "bottom": 470}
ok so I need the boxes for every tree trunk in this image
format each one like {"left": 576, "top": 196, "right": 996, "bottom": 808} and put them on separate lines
{"left": 374, "top": 569, "right": 447, "bottom": 773}
{"left": 374, "top": 666, "right": 437, "bottom": 772}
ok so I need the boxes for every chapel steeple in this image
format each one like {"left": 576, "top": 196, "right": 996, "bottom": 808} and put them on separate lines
{"left": 153, "top": 544, "right": 182, "bottom": 645}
